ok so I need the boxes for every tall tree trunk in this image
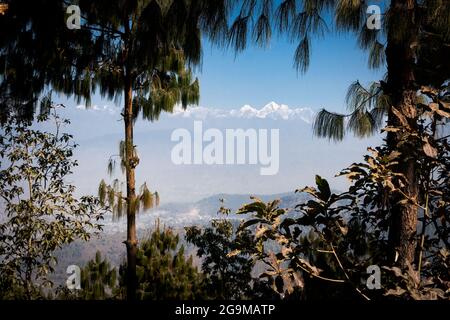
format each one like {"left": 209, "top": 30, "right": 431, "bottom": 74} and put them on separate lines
{"left": 124, "top": 75, "right": 138, "bottom": 300}
{"left": 25, "top": 259, "right": 33, "bottom": 299}
{"left": 385, "top": 0, "right": 419, "bottom": 268}
{"left": 386, "top": 91, "right": 419, "bottom": 268}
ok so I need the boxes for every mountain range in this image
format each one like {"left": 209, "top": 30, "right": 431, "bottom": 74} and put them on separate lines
{"left": 42, "top": 101, "right": 382, "bottom": 203}
{"left": 169, "top": 101, "right": 315, "bottom": 122}
{"left": 51, "top": 191, "right": 309, "bottom": 287}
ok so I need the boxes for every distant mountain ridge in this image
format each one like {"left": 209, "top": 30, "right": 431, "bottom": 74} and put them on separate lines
{"left": 98, "top": 191, "right": 310, "bottom": 235}
{"left": 53, "top": 101, "right": 382, "bottom": 204}
{"left": 169, "top": 101, "right": 315, "bottom": 122}
{"left": 75, "top": 101, "right": 315, "bottom": 122}
{"left": 193, "top": 191, "right": 310, "bottom": 214}
{"left": 52, "top": 191, "right": 310, "bottom": 287}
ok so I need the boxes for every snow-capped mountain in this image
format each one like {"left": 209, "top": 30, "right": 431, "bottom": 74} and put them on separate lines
{"left": 75, "top": 101, "right": 315, "bottom": 122}
{"left": 42, "top": 101, "right": 382, "bottom": 204}
{"left": 170, "top": 101, "right": 315, "bottom": 122}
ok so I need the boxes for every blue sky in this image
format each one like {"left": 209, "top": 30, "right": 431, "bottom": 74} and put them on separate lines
{"left": 194, "top": 31, "right": 385, "bottom": 111}
{"left": 187, "top": 1, "right": 387, "bottom": 112}
{"left": 50, "top": 21, "right": 388, "bottom": 202}
{"left": 69, "top": 30, "right": 386, "bottom": 113}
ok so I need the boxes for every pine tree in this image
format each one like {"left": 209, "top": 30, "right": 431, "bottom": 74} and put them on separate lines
{"left": 226, "top": 0, "right": 450, "bottom": 270}
{"left": 1, "top": 0, "right": 230, "bottom": 300}
{"left": 311, "top": 0, "right": 450, "bottom": 268}
{"left": 70, "top": 0, "right": 229, "bottom": 300}
{"left": 0, "top": 1, "right": 95, "bottom": 122}
{"left": 79, "top": 251, "right": 117, "bottom": 300}
{"left": 118, "top": 220, "right": 205, "bottom": 300}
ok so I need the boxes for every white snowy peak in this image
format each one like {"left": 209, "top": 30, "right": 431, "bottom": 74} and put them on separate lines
{"left": 171, "top": 102, "right": 315, "bottom": 122}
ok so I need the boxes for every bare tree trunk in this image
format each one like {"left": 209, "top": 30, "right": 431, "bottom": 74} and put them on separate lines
{"left": 385, "top": 0, "right": 419, "bottom": 268}
{"left": 124, "top": 75, "right": 138, "bottom": 300}
{"left": 400, "top": 90, "right": 420, "bottom": 267}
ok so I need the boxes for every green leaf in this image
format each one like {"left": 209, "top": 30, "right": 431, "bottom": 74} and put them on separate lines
{"left": 315, "top": 175, "right": 331, "bottom": 202}
{"left": 238, "top": 219, "right": 265, "bottom": 232}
